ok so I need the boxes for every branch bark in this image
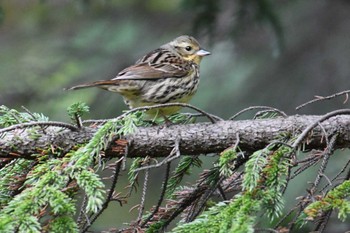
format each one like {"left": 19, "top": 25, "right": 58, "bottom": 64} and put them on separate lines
{"left": 1, "top": 115, "right": 350, "bottom": 159}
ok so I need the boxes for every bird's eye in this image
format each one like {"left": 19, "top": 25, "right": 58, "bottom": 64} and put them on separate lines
{"left": 185, "top": 46, "right": 192, "bottom": 51}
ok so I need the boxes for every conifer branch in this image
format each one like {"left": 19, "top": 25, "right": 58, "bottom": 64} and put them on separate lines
{"left": 1, "top": 114, "right": 350, "bottom": 159}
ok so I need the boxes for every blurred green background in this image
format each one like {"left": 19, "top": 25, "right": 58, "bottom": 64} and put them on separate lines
{"left": 1, "top": 0, "right": 350, "bottom": 232}
{"left": 2, "top": 0, "right": 350, "bottom": 121}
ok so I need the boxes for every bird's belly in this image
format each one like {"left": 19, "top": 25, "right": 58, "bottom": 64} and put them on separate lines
{"left": 126, "top": 76, "right": 199, "bottom": 118}
{"left": 143, "top": 74, "right": 199, "bottom": 102}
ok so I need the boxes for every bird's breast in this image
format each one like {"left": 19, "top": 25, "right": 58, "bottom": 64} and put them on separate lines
{"left": 141, "top": 69, "right": 199, "bottom": 104}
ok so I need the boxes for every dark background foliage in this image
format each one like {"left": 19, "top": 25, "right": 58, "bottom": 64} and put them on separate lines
{"left": 1, "top": 0, "right": 350, "bottom": 232}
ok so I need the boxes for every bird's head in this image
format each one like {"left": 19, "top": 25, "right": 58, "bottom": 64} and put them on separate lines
{"left": 165, "top": 35, "right": 210, "bottom": 65}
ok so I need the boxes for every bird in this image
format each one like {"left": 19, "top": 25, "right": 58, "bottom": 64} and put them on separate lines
{"left": 67, "top": 35, "right": 210, "bottom": 119}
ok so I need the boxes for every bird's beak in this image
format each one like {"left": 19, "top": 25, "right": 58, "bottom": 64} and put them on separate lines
{"left": 196, "top": 49, "right": 211, "bottom": 56}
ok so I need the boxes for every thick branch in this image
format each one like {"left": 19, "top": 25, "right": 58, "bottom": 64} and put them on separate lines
{"left": 1, "top": 115, "right": 350, "bottom": 159}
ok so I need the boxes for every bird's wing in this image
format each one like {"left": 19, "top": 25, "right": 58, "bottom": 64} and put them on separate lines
{"left": 67, "top": 49, "right": 193, "bottom": 90}
{"left": 67, "top": 60, "right": 192, "bottom": 90}
{"left": 113, "top": 61, "right": 191, "bottom": 81}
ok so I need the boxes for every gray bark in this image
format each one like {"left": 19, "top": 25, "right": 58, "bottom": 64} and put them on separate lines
{"left": 1, "top": 115, "right": 350, "bottom": 159}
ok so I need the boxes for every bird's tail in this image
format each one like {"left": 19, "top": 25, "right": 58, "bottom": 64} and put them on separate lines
{"left": 65, "top": 80, "right": 117, "bottom": 91}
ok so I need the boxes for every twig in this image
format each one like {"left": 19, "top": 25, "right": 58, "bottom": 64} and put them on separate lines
{"left": 281, "top": 162, "right": 293, "bottom": 195}
{"left": 288, "top": 204, "right": 305, "bottom": 231}
{"left": 186, "top": 134, "right": 243, "bottom": 222}
{"left": 182, "top": 113, "right": 207, "bottom": 118}
{"left": 74, "top": 113, "right": 83, "bottom": 128}
{"left": 82, "top": 119, "right": 111, "bottom": 125}
{"left": 161, "top": 186, "right": 207, "bottom": 230}
{"left": 233, "top": 132, "right": 240, "bottom": 150}
{"left": 291, "top": 158, "right": 320, "bottom": 179}
{"left": 82, "top": 212, "right": 91, "bottom": 231}
{"left": 266, "top": 141, "right": 294, "bottom": 150}
{"left": 0, "top": 121, "right": 78, "bottom": 133}
{"left": 288, "top": 135, "right": 338, "bottom": 232}
{"left": 21, "top": 106, "right": 47, "bottom": 134}
{"left": 140, "top": 162, "right": 171, "bottom": 227}
{"left": 314, "top": 209, "right": 332, "bottom": 233}
{"left": 222, "top": 171, "right": 243, "bottom": 192}
{"left": 82, "top": 103, "right": 222, "bottom": 129}
{"left": 293, "top": 150, "right": 323, "bottom": 164}
{"left": 106, "top": 159, "right": 124, "bottom": 202}
{"left": 229, "top": 106, "right": 287, "bottom": 120}
{"left": 81, "top": 159, "right": 122, "bottom": 233}
{"left": 217, "top": 184, "right": 227, "bottom": 201}
{"left": 296, "top": 90, "right": 350, "bottom": 110}
{"left": 187, "top": 176, "right": 225, "bottom": 222}
{"left": 136, "top": 167, "right": 150, "bottom": 225}
{"left": 134, "top": 138, "right": 181, "bottom": 172}
{"left": 10, "top": 104, "right": 219, "bottom": 134}
{"left": 122, "top": 140, "right": 130, "bottom": 171}
{"left": 335, "top": 159, "right": 350, "bottom": 181}
{"left": 292, "top": 109, "right": 350, "bottom": 149}
{"left": 320, "top": 158, "right": 350, "bottom": 193}
{"left": 345, "top": 165, "right": 350, "bottom": 180}
{"left": 318, "top": 122, "right": 329, "bottom": 146}
{"left": 255, "top": 228, "right": 280, "bottom": 233}
{"left": 308, "top": 135, "right": 336, "bottom": 195}
{"left": 77, "top": 194, "right": 88, "bottom": 228}
{"left": 274, "top": 205, "right": 299, "bottom": 228}
{"left": 114, "top": 103, "right": 223, "bottom": 123}
{"left": 253, "top": 110, "right": 284, "bottom": 119}
{"left": 81, "top": 112, "right": 210, "bottom": 126}
{"left": 320, "top": 173, "right": 332, "bottom": 187}
{"left": 291, "top": 139, "right": 334, "bottom": 180}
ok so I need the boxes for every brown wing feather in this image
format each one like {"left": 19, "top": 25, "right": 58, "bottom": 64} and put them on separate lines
{"left": 114, "top": 62, "right": 189, "bottom": 80}
{"left": 67, "top": 49, "right": 192, "bottom": 90}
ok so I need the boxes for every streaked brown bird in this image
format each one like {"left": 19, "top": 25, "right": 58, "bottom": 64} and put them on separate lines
{"left": 67, "top": 35, "right": 210, "bottom": 119}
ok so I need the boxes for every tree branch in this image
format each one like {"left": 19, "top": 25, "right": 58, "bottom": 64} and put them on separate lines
{"left": 1, "top": 114, "right": 350, "bottom": 159}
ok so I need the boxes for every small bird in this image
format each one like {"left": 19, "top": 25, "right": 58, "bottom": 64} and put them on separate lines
{"left": 67, "top": 35, "right": 210, "bottom": 119}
